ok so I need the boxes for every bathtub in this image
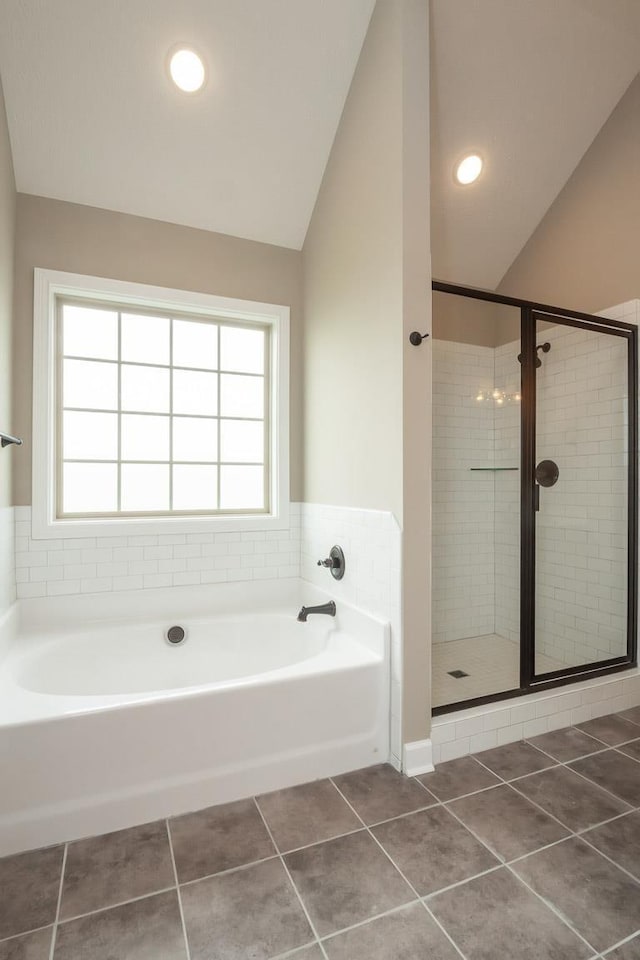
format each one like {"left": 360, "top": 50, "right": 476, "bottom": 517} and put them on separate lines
{"left": 0, "top": 580, "right": 389, "bottom": 856}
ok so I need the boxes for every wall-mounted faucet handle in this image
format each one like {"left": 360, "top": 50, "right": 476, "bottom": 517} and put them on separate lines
{"left": 316, "top": 545, "right": 345, "bottom": 581}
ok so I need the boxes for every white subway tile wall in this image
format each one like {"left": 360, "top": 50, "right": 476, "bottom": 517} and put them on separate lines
{"left": 300, "top": 503, "right": 402, "bottom": 766}
{"left": 14, "top": 504, "right": 301, "bottom": 598}
{"left": 432, "top": 340, "right": 496, "bottom": 643}
{"left": 493, "top": 341, "right": 521, "bottom": 646}
{"left": 0, "top": 506, "right": 15, "bottom": 617}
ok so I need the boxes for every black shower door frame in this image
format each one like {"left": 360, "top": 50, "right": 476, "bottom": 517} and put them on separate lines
{"left": 432, "top": 281, "right": 638, "bottom": 717}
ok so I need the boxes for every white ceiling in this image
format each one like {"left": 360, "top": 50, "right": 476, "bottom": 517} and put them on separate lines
{"left": 0, "top": 0, "right": 375, "bottom": 249}
{"left": 430, "top": 0, "right": 640, "bottom": 289}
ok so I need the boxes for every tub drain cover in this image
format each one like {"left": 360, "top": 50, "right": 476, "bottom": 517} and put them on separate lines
{"left": 166, "top": 625, "right": 186, "bottom": 645}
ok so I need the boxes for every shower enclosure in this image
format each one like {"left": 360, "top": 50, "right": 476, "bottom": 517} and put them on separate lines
{"left": 432, "top": 282, "right": 637, "bottom": 713}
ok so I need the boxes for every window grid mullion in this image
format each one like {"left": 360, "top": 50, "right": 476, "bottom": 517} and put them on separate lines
{"left": 117, "top": 310, "right": 122, "bottom": 512}
{"left": 169, "top": 318, "right": 174, "bottom": 511}
{"left": 217, "top": 325, "right": 221, "bottom": 510}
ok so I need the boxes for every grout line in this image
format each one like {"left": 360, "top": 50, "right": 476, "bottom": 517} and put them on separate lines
{"left": 578, "top": 831, "right": 640, "bottom": 887}
{"left": 329, "top": 779, "right": 469, "bottom": 960}
{"left": 0, "top": 924, "right": 54, "bottom": 946}
{"left": 505, "top": 861, "right": 600, "bottom": 957}
{"left": 48, "top": 842, "right": 67, "bottom": 960}
{"left": 53, "top": 885, "right": 180, "bottom": 926}
{"left": 178, "top": 853, "right": 281, "bottom": 888}
{"left": 253, "top": 798, "right": 329, "bottom": 960}
{"left": 441, "top": 801, "right": 599, "bottom": 956}
{"left": 364, "top": 800, "right": 440, "bottom": 830}
{"left": 600, "top": 930, "right": 640, "bottom": 956}
{"left": 317, "top": 901, "right": 423, "bottom": 947}
{"left": 165, "top": 820, "right": 192, "bottom": 960}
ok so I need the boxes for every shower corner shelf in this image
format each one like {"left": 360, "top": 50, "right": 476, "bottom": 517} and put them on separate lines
{"left": 469, "top": 467, "right": 519, "bottom": 472}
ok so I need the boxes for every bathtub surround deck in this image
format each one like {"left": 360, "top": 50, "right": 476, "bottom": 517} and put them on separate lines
{"left": 1, "top": 707, "right": 640, "bottom": 959}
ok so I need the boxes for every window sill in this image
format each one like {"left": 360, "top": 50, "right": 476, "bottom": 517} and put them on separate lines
{"left": 30, "top": 507, "right": 291, "bottom": 541}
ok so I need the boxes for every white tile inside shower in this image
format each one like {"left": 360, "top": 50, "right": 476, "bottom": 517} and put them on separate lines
{"left": 432, "top": 340, "right": 496, "bottom": 644}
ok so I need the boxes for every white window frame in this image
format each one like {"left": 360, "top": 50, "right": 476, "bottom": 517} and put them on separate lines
{"left": 32, "top": 269, "right": 290, "bottom": 539}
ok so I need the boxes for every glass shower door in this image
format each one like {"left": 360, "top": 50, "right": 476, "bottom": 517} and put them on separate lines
{"left": 532, "top": 312, "right": 633, "bottom": 678}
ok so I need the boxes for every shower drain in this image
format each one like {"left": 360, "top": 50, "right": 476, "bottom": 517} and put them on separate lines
{"left": 166, "top": 625, "right": 186, "bottom": 645}
{"left": 448, "top": 669, "right": 469, "bottom": 679}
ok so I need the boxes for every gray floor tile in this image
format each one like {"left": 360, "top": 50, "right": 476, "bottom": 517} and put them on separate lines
{"left": 576, "top": 716, "right": 639, "bottom": 746}
{"left": 448, "top": 784, "right": 569, "bottom": 861}
{"left": 570, "top": 750, "right": 640, "bottom": 806}
{"left": 371, "top": 805, "right": 498, "bottom": 895}
{"left": 475, "top": 741, "right": 556, "bottom": 780}
{"left": 256, "top": 779, "right": 361, "bottom": 852}
{"left": 332, "top": 764, "right": 436, "bottom": 825}
{"left": 53, "top": 890, "right": 186, "bottom": 960}
{"left": 618, "top": 739, "right": 640, "bottom": 762}
{"left": 604, "top": 935, "right": 640, "bottom": 958}
{"left": 323, "top": 902, "right": 461, "bottom": 960}
{"left": 512, "top": 836, "right": 640, "bottom": 953}
{"left": 528, "top": 726, "right": 604, "bottom": 762}
{"left": 0, "top": 845, "right": 64, "bottom": 940}
{"left": 418, "top": 755, "right": 501, "bottom": 800}
{"left": 287, "top": 948, "right": 324, "bottom": 959}
{"left": 284, "top": 830, "right": 413, "bottom": 937}
{"left": 428, "top": 867, "right": 592, "bottom": 960}
{"left": 169, "top": 797, "right": 275, "bottom": 883}
{"left": 60, "top": 820, "right": 174, "bottom": 919}
{"left": 0, "top": 928, "right": 53, "bottom": 960}
{"left": 583, "top": 811, "right": 640, "bottom": 879}
{"left": 512, "top": 765, "right": 630, "bottom": 832}
{"left": 181, "top": 857, "right": 313, "bottom": 960}
{"left": 619, "top": 707, "right": 640, "bottom": 727}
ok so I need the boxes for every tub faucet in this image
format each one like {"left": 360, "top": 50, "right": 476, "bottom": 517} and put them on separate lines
{"left": 297, "top": 601, "right": 336, "bottom": 622}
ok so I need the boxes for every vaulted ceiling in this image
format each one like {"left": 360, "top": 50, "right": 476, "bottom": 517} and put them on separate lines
{"left": 0, "top": 0, "right": 375, "bottom": 249}
{"left": 0, "top": 0, "right": 638, "bottom": 271}
{"left": 430, "top": 0, "right": 640, "bottom": 289}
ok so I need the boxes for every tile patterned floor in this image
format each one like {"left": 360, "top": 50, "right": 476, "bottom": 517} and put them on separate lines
{"left": 2, "top": 709, "right": 640, "bottom": 959}
{"left": 432, "top": 633, "right": 565, "bottom": 708}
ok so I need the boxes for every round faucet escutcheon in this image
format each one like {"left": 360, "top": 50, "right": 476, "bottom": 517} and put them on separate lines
{"left": 316, "top": 545, "right": 345, "bottom": 580}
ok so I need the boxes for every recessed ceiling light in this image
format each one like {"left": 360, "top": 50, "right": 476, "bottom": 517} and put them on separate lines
{"left": 169, "top": 47, "right": 206, "bottom": 93}
{"left": 455, "top": 154, "right": 483, "bottom": 185}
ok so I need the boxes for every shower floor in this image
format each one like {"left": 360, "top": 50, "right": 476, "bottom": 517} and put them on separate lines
{"left": 433, "top": 633, "right": 565, "bottom": 709}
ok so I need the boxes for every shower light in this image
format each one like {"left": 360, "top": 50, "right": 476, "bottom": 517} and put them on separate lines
{"left": 455, "top": 154, "right": 483, "bottom": 185}
{"left": 169, "top": 47, "right": 206, "bottom": 92}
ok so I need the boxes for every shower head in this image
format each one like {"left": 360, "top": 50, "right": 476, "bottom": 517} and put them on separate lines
{"left": 517, "top": 342, "right": 551, "bottom": 367}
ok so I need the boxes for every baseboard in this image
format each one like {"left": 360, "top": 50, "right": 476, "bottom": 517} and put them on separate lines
{"left": 403, "top": 738, "right": 434, "bottom": 776}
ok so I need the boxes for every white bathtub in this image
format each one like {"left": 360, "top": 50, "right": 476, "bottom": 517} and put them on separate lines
{"left": 0, "top": 580, "right": 389, "bottom": 856}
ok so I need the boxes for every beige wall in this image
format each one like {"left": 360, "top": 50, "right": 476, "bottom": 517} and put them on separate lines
{"left": 12, "top": 195, "right": 303, "bottom": 505}
{"left": 302, "top": 0, "right": 403, "bottom": 517}
{"left": 499, "top": 73, "right": 640, "bottom": 312}
{"left": 0, "top": 76, "right": 15, "bottom": 508}
{"left": 303, "top": 0, "right": 431, "bottom": 743}
{"left": 432, "top": 293, "right": 520, "bottom": 348}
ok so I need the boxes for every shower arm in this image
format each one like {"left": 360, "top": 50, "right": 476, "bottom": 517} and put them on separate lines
{"left": 0, "top": 432, "right": 22, "bottom": 448}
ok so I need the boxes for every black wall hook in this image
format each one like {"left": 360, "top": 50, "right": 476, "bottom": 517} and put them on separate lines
{"left": 409, "top": 331, "right": 430, "bottom": 346}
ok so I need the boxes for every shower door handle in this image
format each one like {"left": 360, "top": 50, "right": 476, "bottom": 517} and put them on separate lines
{"left": 533, "top": 459, "right": 559, "bottom": 512}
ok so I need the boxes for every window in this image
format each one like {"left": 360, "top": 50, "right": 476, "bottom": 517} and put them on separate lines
{"left": 33, "top": 270, "right": 289, "bottom": 538}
